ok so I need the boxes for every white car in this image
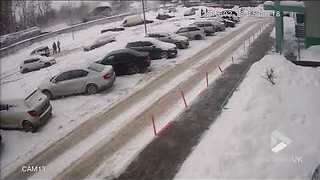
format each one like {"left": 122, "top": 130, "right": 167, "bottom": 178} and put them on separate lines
{"left": 0, "top": 90, "right": 52, "bottom": 132}
{"left": 83, "top": 33, "right": 116, "bottom": 51}
{"left": 20, "top": 55, "right": 56, "bottom": 73}
{"left": 38, "top": 63, "right": 115, "bottom": 99}
{"left": 175, "top": 26, "right": 206, "bottom": 40}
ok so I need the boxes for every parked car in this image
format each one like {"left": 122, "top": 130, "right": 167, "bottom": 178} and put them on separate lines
{"left": 156, "top": 13, "right": 175, "bottom": 20}
{"left": 147, "top": 32, "right": 189, "bottom": 49}
{"left": 121, "top": 15, "right": 153, "bottom": 27}
{"left": 184, "top": 8, "right": 196, "bottom": 16}
{"left": 95, "top": 48, "right": 150, "bottom": 75}
{"left": 0, "top": 90, "right": 52, "bottom": 132}
{"left": 201, "top": 17, "right": 226, "bottom": 31}
{"left": 126, "top": 38, "right": 177, "bottom": 60}
{"left": 101, "top": 27, "right": 125, "bottom": 34}
{"left": 176, "top": 26, "right": 206, "bottom": 40}
{"left": 38, "top": 63, "right": 115, "bottom": 99}
{"left": 192, "top": 21, "right": 216, "bottom": 35}
{"left": 222, "top": 16, "right": 238, "bottom": 24}
{"left": 83, "top": 33, "right": 116, "bottom": 51}
{"left": 220, "top": 18, "right": 236, "bottom": 27}
{"left": 30, "top": 46, "right": 50, "bottom": 57}
{"left": 20, "top": 55, "right": 56, "bottom": 73}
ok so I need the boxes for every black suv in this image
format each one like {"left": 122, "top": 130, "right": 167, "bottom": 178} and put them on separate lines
{"left": 95, "top": 49, "right": 151, "bottom": 75}
{"left": 126, "top": 39, "right": 177, "bottom": 60}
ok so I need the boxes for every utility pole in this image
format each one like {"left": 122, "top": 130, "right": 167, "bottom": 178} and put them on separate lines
{"left": 69, "top": 0, "right": 75, "bottom": 40}
{"left": 141, "top": 0, "right": 147, "bottom": 36}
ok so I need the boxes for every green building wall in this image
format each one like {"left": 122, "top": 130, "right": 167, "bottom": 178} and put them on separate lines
{"left": 305, "top": 1, "right": 320, "bottom": 48}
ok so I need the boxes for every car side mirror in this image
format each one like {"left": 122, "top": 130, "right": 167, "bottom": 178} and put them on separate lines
{"left": 152, "top": 45, "right": 156, "bottom": 48}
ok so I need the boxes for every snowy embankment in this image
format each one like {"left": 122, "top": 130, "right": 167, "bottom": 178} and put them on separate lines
{"left": 175, "top": 54, "right": 320, "bottom": 179}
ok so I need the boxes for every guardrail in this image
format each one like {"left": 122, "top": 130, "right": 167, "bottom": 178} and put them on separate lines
{"left": 0, "top": 12, "right": 135, "bottom": 58}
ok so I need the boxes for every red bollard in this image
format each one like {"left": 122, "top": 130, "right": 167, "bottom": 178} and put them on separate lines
{"left": 205, "top": 72, "right": 209, "bottom": 88}
{"left": 151, "top": 115, "right": 157, "bottom": 136}
{"left": 181, "top": 90, "right": 188, "bottom": 108}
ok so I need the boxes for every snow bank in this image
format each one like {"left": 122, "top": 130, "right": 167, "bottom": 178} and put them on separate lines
{"left": 301, "top": 45, "right": 320, "bottom": 62}
{"left": 175, "top": 54, "right": 320, "bottom": 179}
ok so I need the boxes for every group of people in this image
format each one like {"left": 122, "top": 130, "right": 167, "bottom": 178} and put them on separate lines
{"left": 52, "top": 41, "right": 61, "bottom": 54}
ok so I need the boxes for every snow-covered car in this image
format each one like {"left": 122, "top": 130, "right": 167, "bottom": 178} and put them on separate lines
{"left": 184, "top": 8, "right": 196, "bottom": 16}
{"left": 192, "top": 21, "right": 216, "bottom": 35}
{"left": 38, "top": 63, "right": 115, "bottom": 99}
{"left": 0, "top": 90, "right": 52, "bottom": 132}
{"left": 83, "top": 33, "right": 116, "bottom": 51}
{"left": 147, "top": 32, "right": 189, "bottom": 49}
{"left": 20, "top": 55, "right": 56, "bottom": 73}
{"left": 95, "top": 48, "right": 151, "bottom": 75}
{"left": 121, "top": 15, "right": 153, "bottom": 27}
{"left": 101, "top": 27, "right": 125, "bottom": 34}
{"left": 126, "top": 38, "right": 178, "bottom": 59}
{"left": 30, "top": 46, "right": 50, "bottom": 57}
{"left": 176, "top": 26, "right": 206, "bottom": 40}
{"left": 156, "top": 13, "right": 175, "bottom": 20}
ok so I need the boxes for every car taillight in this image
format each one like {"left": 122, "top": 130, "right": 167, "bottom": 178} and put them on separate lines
{"left": 28, "top": 110, "right": 39, "bottom": 117}
{"left": 103, "top": 73, "right": 112, "bottom": 79}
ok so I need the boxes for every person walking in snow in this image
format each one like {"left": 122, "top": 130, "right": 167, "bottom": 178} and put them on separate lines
{"left": 52, "top": 42, "right": 57, "bottom": 54}
{"left": 57, "top": 40, "right": 61, "bottom": 53}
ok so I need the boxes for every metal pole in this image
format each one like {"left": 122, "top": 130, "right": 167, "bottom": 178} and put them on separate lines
{"left": 69, "top": 0, "right": 75, "bottom": 40}
{"left": 141, "top": 0, "right": 147, "bottom": 36}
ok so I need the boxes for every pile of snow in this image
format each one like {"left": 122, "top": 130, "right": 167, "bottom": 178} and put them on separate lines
{"left": 301, "top": 45, "right": 320, "bottom": 62}
{"left": 175, "top": 54, "right": 320, "bottom": 179}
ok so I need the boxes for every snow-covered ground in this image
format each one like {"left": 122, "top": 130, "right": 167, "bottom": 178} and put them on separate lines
{"left": 175, "top": 54, "right": 320, "bottom": 180}
{"left": 0, "top": 5, "right": 267, "bottom": 176}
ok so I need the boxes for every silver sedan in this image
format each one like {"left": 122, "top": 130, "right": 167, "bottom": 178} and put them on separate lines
{"left": 38, "top": 63, "right": 115, "bottom": 99}
{"left": 0, "top": 90, "right": 52, "bottom": 132}
{"left": 20, "top": 55, "right": 56, "bottom": 73}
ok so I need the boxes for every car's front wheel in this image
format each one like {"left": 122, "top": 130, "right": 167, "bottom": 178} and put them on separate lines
{"left": 22, "top": 120, "right": 36, "bottom": 133}
{"left": 86, "top": 84, "right": 98, "bottom": 95}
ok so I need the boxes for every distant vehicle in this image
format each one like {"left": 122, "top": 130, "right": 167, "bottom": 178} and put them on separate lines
{"left": 192, "top": 21, "right": 216, "bottom": 35}
{"left": 95, "top": 48, "right": 151, "bottom": 75}
{"left": 30, "top": 46, "right": 50, "bottom": 57}
{"left": 82, "top": 6, "right": 112, "bottom": 22}
{"left": 38, "top": 64, "right": 115, "bottom": 99}
{"left": 20, "top": 55, "right": 56, "bottom": 73}
{"left": 167, "top": 7, "right": 177, "bottom": 13}
{"left": 126, "top": 38, "right": 177, "bottom": 60}
{"left": 83, "top": 33, "right": 116, "bottom": 51}
{"left": 176, "top": 26, "right": 206, "bottom": 40}
{"left": 210, "top": 20, "right": 226, "bottom": 31}
{"left": 221, "top": 18, "right": 236, "bottom": 27}
{"left": 101, "top": 27, "right": 125, "bottom": 34}
{"left": 184, "top": 8, "right": 196, "bottom": 16}
{"left": 221, "top": 15, "right": 239, "bottom": 24}
{"left": 121, "top": 15, "right": 153, "bottom": 27}
{"left": 0, "top": 90, "right": 52, "bottom": 132}
{"left": 147, "top": 32, "right": 189, "bottom": 49}
{"left": 156, "top": 13, "right": 175, "bottom": 20}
